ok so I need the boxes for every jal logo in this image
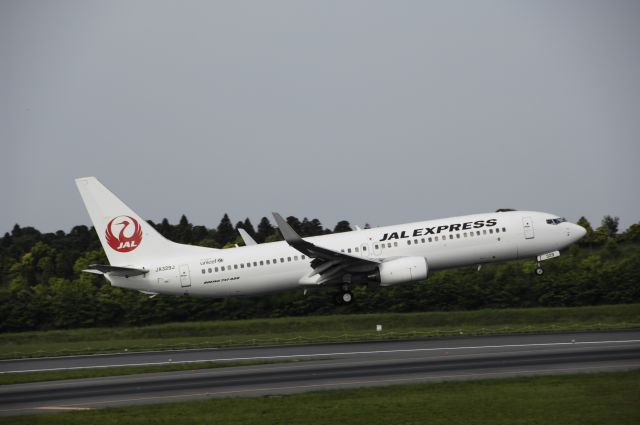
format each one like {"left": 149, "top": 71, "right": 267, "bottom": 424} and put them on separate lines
{"left": 105, "top": 215, "right": 143, "bottom": 252}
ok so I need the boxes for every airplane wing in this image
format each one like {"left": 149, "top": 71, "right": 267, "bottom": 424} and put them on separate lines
{"left": 238, "top": 228, "right": 258, "bottom": 245}
{"left": 83, "top": 264, "right": 148, "bottom": 277}
{"left": 272, "top": 213, "right": 380, "bottom": 286}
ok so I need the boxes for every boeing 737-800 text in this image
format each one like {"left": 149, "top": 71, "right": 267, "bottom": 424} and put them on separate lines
{"left": 76, "top": 177, "right": 586, "bottom": 304}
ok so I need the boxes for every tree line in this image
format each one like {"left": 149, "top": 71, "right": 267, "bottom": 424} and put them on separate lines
{"left": 1, "top": 214, "right": 639, "bottom": 332}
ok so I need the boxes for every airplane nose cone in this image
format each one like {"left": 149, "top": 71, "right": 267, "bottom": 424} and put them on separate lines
{"left": 573, "top": 223, "right": 587, "bottom": 241}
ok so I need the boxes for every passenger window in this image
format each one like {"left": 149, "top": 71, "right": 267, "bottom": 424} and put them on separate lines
{"left": 489, "top": 229, "right": 493, "bottom": 234}
{"left": 266, "top": 260, "right": 270, "bottom": 265}
{"left": 363, "top": 246, "right": 367, "bottom": 251}
{"left": 234, "top": 264, "right": 238, "bottom": 269}
{"left": 260, "top": 261, "right": 264, "bottom": 266}
{"left": 421, "top": 238, "right": 425, "bottom": 243}
{"left": 287, "top": 257, "right": 291, "bottom": 262}
{"left": 456, "top": 234, "right": 460, "bottom": 239}
{"left": 495, "top": 228, "right": 500, "bottom": 233}
{"left": 341, "top": 249, "right": 345, "bottom": 253}
{"left": 208, "top": 268, "right": 212, "bottom": 273}
{"left": 294, "top": 256, "right": 298, "bottom": 261}
{"left": 463, "top": 233, "right": 467, "bottom": 237}
{"left": 273, "top": 259, "right": 277, "bottom": 264}
{"left": 449, "top": 234, "right": 453, "bottom": 240}
{"left": 407, "top": 240, "right": 412, "bottom": 245}
{"left": 435, "top": 236, "right": 438, "bottom": 241}
{"left": 355, "top": 247, "right": 359, "bottom": 252}
{"left": 483, "top": 230, "right": 487, "bottom": 235}
{"left": 301, "top": 255, "right": 306, "bottom": 259}
{"left": 215, "top": 267, "right": 218, "bottom": 272}
{"left": 201, "top": 269, "right": 205, "bottom": 274}
{"left": 394, "top": 242, "right": 398, "bottom": 247}
{"left": 240, "top": 264, "right": 244, "bottom": 268}
{"left": 375, "top": 244, "right": 379, "bottom": 249}
{"left": 280, "top": 258, "right": 285, "bottom": 263}
{"left": 502, "top": 227, "right": 506, "bottom": 232}
{"left": 348, "top": 248, "right": 352, "bottom": 253}
{"left": 246, "top": 263, "right": 251, "bottom": 268}
{"left": 477, "top": 231, "right": 481, "bottom": 236}
{"left": 428, "top": 237, "right": 432, "bottom": 242}
{"left": 221, "top": 266, "right": 225, "bottom": 271}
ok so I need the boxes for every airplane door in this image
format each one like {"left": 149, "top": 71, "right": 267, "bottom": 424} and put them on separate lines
{"left": 179, "top": 264, "right": 191, "bottom": 287}
{"left": 522, "top": 217, "right": 535, "bottom": 239}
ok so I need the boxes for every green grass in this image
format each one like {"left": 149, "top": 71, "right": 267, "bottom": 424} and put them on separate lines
{"left": 2, "top": 370, "right": 639, "bottom": 424}
{"left": 0, "top": 359, "right": 299, "bottom": 386}
{"left": 1, "top": 304, "right": 638, "bottom": 360}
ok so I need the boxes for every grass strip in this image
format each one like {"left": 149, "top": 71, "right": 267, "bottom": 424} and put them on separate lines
{"left": 0, "top": 359, "right": 297, "bottom": 386}
{"left": 2, "top": 370, "right": 639, "bottom": 424}
{"left": 1, "top": 304, "right": 638, "bottom": 360}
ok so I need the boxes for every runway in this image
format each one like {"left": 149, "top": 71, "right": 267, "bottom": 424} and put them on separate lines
{"left": 1, "top": 330, "right": 639, "bottom": 416}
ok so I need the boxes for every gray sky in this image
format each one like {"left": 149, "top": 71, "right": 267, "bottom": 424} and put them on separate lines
{"left": 2, "top": 0, "right": 639, "bottom": 234}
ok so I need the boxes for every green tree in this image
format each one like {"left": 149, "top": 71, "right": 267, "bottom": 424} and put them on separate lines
{"left": 215, "top": 214, "right": 235, "bottom": 245}
{"left": 300, "top": 218, "right": 324, "bottom": 236}
{"left": 624, "top": 222, "right": 640, "bottom": 242}
{"left": 601, "top": 215, "right": 620, "bottom": 235}
{"left": 242, "top": 218, "right": 256, "bottom": 238}
{"left": 333, "top": 220, "right": 352, "bottom": 233}
{"left": 286, "top": 216, "right": 302, "bottom": 234}
{"left": 156, "top": 218, "right": 173, "bottom": 239}
{"left": 576, "top": 217, "right": 594, "bottom": 245}
{"left": 256, "top": 217, "right": 275, "bottom": 243}
{"left": 176, "top": 215, "right": 193, "bottom": 243}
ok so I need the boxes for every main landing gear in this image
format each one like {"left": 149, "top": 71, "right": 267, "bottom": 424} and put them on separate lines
{"left": 334, "top": 285, "right": 354, "bottom": 305}
{"left": 535, "top": 262, "right": 544, "bottom": 276}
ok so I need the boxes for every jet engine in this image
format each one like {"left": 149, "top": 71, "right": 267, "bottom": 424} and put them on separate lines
{"left": 367, "top": 256, "right": 428, "bottom": 287}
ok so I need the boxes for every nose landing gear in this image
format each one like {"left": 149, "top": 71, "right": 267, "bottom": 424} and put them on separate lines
{"left": 534, "top": 251, "right": 560, "bottom": 276}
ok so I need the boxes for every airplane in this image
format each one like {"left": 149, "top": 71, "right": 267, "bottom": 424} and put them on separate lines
{"left": 76, "top": 177, "right": 587, "bottom": 304}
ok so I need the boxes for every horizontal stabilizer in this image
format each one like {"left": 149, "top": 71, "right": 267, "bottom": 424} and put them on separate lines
{"left": 83, "top": 264, "right": 148, "bottom": 277}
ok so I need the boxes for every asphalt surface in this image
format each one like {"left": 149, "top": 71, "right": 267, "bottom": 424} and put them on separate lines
{"left": 1, "top": 330, "right": 639, "bottom": 416}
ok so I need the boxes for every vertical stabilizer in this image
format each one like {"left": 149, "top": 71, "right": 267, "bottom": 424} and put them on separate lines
{"left": 75, "top": 177, "right": 175, "bottom": 266}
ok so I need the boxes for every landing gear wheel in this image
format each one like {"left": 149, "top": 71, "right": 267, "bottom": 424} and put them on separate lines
{"left": 341, "top": 291, "right": 354, "bottom": 304}
{"left": 535, "top": 267, "right": 544, "bottom": 276}
{"left": 333, "top": 291, "right": 354, "bottom": 305}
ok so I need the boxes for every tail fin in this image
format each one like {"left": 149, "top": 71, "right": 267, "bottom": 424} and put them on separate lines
{"left": 75, "top": 177, "right": 176, "bottom": 266}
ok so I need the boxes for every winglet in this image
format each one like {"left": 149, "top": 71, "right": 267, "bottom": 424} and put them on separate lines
{"left": 272, "top": 212, "right": 304, "bottom": 244}
{"left": 238, "top": 228, "right": 257, "bottom": 246}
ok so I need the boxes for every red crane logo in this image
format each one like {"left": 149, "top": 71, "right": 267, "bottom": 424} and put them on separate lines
{"left": 105, "top": 215, "right": 143, "bottom": 252}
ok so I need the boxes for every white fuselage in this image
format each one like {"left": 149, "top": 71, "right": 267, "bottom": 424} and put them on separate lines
{"left": 108, "top": 210, "right": 585, "bottom": 298}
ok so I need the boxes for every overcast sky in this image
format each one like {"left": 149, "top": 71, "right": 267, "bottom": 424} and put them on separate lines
{"left": 2, "top": 0, "right": 639, "bottom": 235}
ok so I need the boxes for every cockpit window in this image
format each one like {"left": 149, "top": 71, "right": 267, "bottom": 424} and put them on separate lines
{"left": 546, "top": 217, "right": 567, "bottom": 225}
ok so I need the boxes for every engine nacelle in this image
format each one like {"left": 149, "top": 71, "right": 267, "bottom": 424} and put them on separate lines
{"left": 368, "top": 256, "right": 428, "bottom": 287}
